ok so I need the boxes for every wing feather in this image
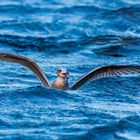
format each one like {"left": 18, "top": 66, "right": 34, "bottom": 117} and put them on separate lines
{"left": 71, "top": 65, "right": 140, "bottom": 90}
{"left": 0, "top": 53, "right": 51, "bottom": 87}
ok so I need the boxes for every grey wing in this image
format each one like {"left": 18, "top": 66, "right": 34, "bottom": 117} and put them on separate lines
{"left": 70, "top": 65, "right": 140, "bottom": 90}
{"left": 0, "top": 53, "right": 51, "bottom": 87}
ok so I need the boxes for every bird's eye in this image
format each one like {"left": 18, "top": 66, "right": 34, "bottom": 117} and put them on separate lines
{"left": 57, "top": 69, "right": 61, "bottom": 72}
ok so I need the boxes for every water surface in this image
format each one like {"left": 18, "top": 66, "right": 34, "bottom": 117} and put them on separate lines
{"left": 0, "top": 0, "right": 140, "bottom": 139}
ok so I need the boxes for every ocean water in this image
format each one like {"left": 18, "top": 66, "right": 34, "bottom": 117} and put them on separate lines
{"left": 0, "top": 0, "right": 140, "bottom": 139}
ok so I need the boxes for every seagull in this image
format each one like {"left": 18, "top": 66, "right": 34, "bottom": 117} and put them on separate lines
{"left": 0, "top": 53, "right": 140, "bottom": 90}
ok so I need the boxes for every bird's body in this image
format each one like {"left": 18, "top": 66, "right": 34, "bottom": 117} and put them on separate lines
{"left": 1, "top": 53, "right": 140, "bottom": 90}
{"left": 51, "top": 68, "right": 69, "bottom": 90}
{"left": 51, "top": 76, "right": 69, "bottom": 90}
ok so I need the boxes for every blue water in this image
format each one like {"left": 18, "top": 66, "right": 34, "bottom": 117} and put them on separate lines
{"left": 0, "top": 0, "right": 140, "bottom": 139}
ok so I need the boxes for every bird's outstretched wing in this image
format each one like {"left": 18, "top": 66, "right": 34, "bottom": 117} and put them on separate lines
{"left": 70, "top": 65, "right": 140, "bottom": 90}
{"left": 0, "top": 53, "right": 51, "bottom": 87}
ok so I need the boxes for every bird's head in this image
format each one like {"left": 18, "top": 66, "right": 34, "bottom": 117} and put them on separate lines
{"left": 57, "top": 68, "right": 69, "bottom": 79}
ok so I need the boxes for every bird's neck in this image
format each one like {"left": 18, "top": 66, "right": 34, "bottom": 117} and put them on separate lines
{"left": 51, "top": 76, "right": 69, "bottom": 90}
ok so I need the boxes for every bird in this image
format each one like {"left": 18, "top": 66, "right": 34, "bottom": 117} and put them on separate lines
{"left": 0, "top": 53, "right": 140, "bottom": 90}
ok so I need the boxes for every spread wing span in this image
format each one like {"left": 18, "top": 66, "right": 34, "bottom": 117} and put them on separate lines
{"left": 70, "top": 65, "right": 140, "bottom": 90}
{"left": 0, "top": 53, "right": 51, "bottom": 87}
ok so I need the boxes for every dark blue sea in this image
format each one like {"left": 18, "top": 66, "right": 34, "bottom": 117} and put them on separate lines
{"left": 0, "top": 0, "right": 140, "bottom": 139}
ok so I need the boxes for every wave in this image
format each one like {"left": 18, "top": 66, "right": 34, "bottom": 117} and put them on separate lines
{"left": 0, "top": 34, "right": 84, "bottom": 54}
{"left": 0, "top": 86, "right": 79, "bottom": 101}
{"left": 82, "top": 35, "right": 140, "bottom": 45}
{"left": 64, "top": 115, "right": 140, "bottom": 140}
{"left": 0, "top": 4, "right": 53, "bottom": 15}
{"left": 104, "top": 6, "right": 140, "bottom": 21}
{"left": 1, "top": 34, "right": 140, "bottom": 51}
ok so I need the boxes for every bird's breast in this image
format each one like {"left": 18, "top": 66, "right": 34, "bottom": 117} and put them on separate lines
{"left": 51, "top": 78, "right": 69, "bottom": 90}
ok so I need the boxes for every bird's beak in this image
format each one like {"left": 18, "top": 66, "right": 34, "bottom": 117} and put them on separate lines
{"left": 62, "top": 72, "right": 69, "bottom": 78}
